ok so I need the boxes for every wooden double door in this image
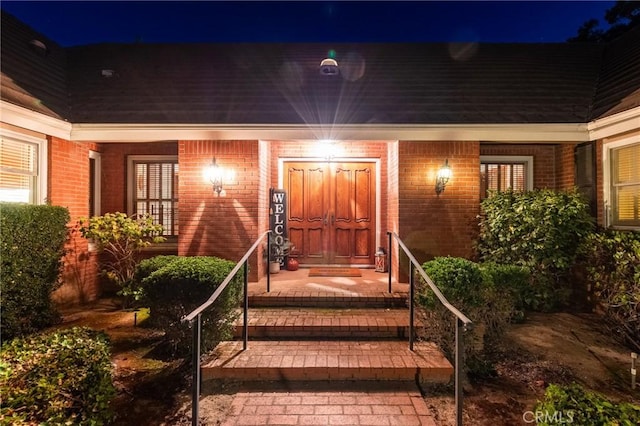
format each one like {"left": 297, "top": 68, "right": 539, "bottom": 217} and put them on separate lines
{"left": 284, "top": 161, "right": 376, "bottom": 265}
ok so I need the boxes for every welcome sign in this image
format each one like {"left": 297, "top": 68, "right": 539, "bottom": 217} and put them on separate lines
{"left": 269, "top": 188, "right": 287, "bottom": 265}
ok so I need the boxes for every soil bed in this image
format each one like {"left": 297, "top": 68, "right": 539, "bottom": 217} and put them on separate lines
{"left": 57, "top": 302, "right": 639, "bottom": 425}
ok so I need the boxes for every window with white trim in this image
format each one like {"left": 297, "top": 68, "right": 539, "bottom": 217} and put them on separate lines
{"left": 609, "top": 141, "right": 640, "bottom": 228}
{"left": 0, "top": 129, "right": 47, "bottom": 204}
{"left": 127, "top": 155, "right": 178, "bottom": 237}
{"left": 480, "top": 155, "right": 533, "bottom": 199}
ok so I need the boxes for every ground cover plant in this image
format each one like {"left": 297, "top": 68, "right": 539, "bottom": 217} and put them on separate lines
{"left": 0, "top": 327, "right": 115, "bottom": 425}
{"left": 534, "top": 383, "right": 640, "bottom": 425}
{"left": 0, "top": 203, "right": 69, "bottom": 340}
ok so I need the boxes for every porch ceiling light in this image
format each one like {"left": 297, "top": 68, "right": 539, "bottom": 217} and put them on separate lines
{"left": 435, "top": 159, "right": 452, "bottom": 195}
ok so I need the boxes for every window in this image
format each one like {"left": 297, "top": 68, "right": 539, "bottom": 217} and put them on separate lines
{"left": 480, "top": 156, "right": 533, "bottom": 199}
{"left": 0, "top": 129, "right": 47, "bottom": 204}
{"left": 127, "top": 155, "right": 178, "bottom": 237}
{"left": 607, "top": 140, "right": 640, "bottom": 228}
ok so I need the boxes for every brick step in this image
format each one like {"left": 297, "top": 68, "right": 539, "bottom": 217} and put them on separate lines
{"left": 202, "top": 340, "right": 453, "bottom": 383}
{"left": 248, "top": 291, "right": 408, "bottom": 308}
{"left": 233, "top": 308, "right": 414, "bottom": 339}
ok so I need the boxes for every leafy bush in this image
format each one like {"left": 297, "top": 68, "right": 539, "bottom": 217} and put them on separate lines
{"left": 579, "top": 229, "right": 640, "bottom": 345}
{"left": 78, "top": 212, "right": 165, "bottom": 306}
{"left": 0, "top": 203, "right": 69, "bottom": 340}
{"left": 477, "top": 189, "right": 594, "bottom": 311}
{"left": 534, "top": 383, "right": 640, "bottom": 425}
{"left": 416, "top": 257, "right": 516, "bottom": 375}
{"left": 0, "top": 327, "right": 115, "bottom": 425}
{"left": 480, "top": 262, "right": 531, "bottom": 322}
{"left": 139, "top": 256, "right": 242, "bottom": 356}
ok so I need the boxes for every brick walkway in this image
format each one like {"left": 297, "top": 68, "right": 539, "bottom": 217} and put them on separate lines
{"left": 219, "top": 382, "right": 437, "bottom": 426}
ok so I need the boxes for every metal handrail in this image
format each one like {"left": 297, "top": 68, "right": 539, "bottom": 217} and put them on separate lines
{"left": 182, "top": 229, "right": 271, "bottom": 426}
{"left": 387, "top": 231, "right": 472, "bottom": 426}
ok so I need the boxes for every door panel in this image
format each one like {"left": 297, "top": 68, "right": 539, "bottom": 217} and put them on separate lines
{"left": 284, "top": 161, "right": 376, "bottom": 265}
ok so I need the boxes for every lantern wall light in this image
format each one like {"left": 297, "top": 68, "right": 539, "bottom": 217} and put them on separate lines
{"left": 435, "top": 159, "right": 452, "bottom": 195}
{"left": 203, "top": 158, "right": 235, "bottom": 196}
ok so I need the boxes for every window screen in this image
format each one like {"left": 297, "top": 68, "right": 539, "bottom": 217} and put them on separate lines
{"left": 0, "top": 137, "right": 38, "bottom": 203}
{"left": 611, "top": 142, "right": 640, "bottom": 227}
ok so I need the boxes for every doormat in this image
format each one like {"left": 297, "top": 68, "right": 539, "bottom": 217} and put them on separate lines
{"left": 308, "top": 268, "right": 362, "bottom": 277}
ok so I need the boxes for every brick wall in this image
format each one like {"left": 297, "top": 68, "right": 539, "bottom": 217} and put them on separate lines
{"left": 100, "top": 142, "right": 178, "bottom": 214}
{"left": 556, "top": 144, "right": 577, "bottom": 189}
{"left": 178, "top": 140, "right": 260, "bottom": 280}
{"left": 48, "top": 137, "right": 100, "bottom": 304}
{"left": 398, "top": 141, "right": 480, "bottom": 268}
{"left": 267, "top": 140, "right": 390, "bottom": 247}
{"left": 596, "top": 139, "right": 605, "bottom": 226}
{"left": 480, "top": 144, "right": 557, "bottom": 189}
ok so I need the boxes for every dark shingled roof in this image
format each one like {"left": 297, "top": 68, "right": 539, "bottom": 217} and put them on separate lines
{"left": 2, "top": 10, "right": 639, "bottom": 126}
{"left": 0, "top": 12, "right": 68, "bottom": 119}
{"left": 590, "top": 26, "right": 640, "bottom": 120}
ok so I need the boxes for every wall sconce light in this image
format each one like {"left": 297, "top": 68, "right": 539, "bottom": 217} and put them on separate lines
{"left": 203, "top": 158, "right": 235, "bottom": 196}
{"left": 435, "top": 159, "right": 452, "bottom": 195}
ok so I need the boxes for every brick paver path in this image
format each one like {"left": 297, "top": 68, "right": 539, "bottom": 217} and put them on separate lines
{"left": 219, "top": 382, "right": 437, "bottom": 426}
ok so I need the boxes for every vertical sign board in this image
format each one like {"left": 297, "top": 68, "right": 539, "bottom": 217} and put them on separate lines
{"left": 269, "top": 188, "right": 287, "bottom": 266}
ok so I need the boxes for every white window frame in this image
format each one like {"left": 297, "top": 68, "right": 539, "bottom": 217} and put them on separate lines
{"left": 126, "top": 154, "right": 179, "bottom": 236}
{"left": 0, "top": 128, "right": 48, "bottom": 204}
{"left": 603, "top": 135, "right": 640, "bottom": 230}
{"left": 480, "top": 155, "right": 534, "bottom": 196}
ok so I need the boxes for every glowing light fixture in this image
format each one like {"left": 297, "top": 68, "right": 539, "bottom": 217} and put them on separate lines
{"left": 203, "top": 158, "right": 235, "bottom": 196}
{"left": 320, "top": 49, "right": 339, "bottom": 76}
{"left": 435, "top": 159, "right": 452, "bottom": 195}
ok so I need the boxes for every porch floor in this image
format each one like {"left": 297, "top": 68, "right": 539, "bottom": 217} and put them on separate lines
{"left": 248, "top": 268, "right": 409, "bottom": 308}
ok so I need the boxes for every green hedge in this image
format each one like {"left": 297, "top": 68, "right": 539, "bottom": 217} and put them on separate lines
{"left": 477, "top": 189, "right": 594, "bottom": 311}
{"left": 417, "top": 257, "right": 517, "bottom": 375}
{"left": 534, "top": 383, "right": 640, "bottom": 425}
{"left": 0, "top": 327, "right": 115, "bottom": 425}
{"left": 138, "top": 256, "right": 242, "bottom": 356}
{"left": 0, "top": 203, "right": 69, "bottom": 340}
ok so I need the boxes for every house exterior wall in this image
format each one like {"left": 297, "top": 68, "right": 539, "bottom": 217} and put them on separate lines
{"left": 556, "top": 144, "right": 577, "bottom": 190}
{"left": 398, "top": 141, "right": 480, "bottom": 267}
{"left": 48, "top": 136, "right": 100, "bottom": 304}
{"left": 480, "top": 143, "right": 559, "bottom": 189}
{"left": 100, "top": 142, "right": 178, "bottom": 214}
{"left": 267, "top": 140, "right": 391, "bottom": 249}
{"left": 178, "top": 140, "right": 261, "bottom": 281}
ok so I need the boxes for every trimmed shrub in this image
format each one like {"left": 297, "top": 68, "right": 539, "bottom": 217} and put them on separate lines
{"left": 416, "top": 257, "right": 516, "bottom": 376}
{"left": 477, "top": 188, "right": 594, "bottom": 311}
{"left": 0, "top": 327, "right": 115, "bottom": 425}
{"left": 0, "top": 203, "right": 69, "bottom": 340}
{"left": 579, "top": 229, "right": 640, "bottom": 345}
{"left": 140, "top": 256, "right": 242, "bottom": 356}
{"left": 534, "top": 383, "right": 640, "bottom": 425}
{"left": 480, "top": 262, "right": 531, "bottom": 322}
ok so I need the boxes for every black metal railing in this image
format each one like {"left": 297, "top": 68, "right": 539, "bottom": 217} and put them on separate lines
{"left": 182, "top": 230, "right": 272, "bottom": 426}
{"left": 386, "top": 231, "right": 472, "bottom": 426}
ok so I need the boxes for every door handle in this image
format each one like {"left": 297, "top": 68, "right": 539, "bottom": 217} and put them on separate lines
{"left": 324, "top": 213, "right": 328, "bottom": 226}
{"left": 330, "top": 213, "right": 335, "bottom": 225}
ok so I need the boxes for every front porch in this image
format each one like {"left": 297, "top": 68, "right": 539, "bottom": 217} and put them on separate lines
{"left": 202, "top": 267, "right": 454, "bottom": 384}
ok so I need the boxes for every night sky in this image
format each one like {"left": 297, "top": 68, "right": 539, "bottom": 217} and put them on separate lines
{"left": 2, "top": 1, "right": 616, "bottom": 46}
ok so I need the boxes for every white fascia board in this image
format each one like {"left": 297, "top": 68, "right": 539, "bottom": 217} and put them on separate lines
{"left": 71, "top": 122, "right": 589, "bottom": 143}
{"left": 588, "top": 106, "right": 640, "bottom": 140}
{"left": 0, "top": 101, "right": 72, "bottom": 140}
